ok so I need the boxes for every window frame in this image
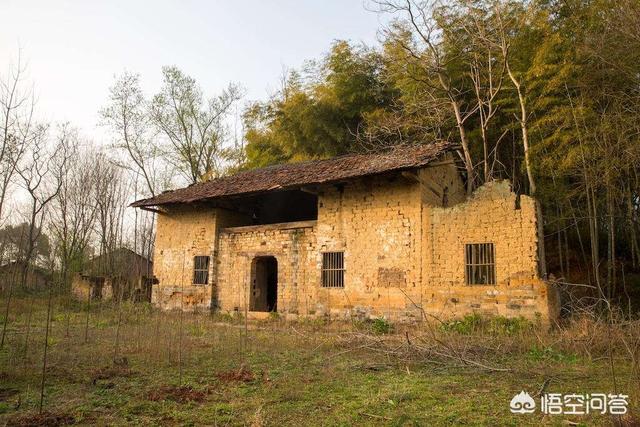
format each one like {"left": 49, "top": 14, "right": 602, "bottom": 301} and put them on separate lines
{"left": 193, "top": 255, "right": 210, "bottom": 285}
{"left": 464, "top": 243, "right": 496, "bottom": 285}
{"left": 321, "top": 251, "right": 345, "bottom": 288}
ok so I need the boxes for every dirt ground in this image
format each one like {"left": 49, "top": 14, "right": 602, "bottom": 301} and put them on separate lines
{"left": 0, "top": 296, "right": 638, "bottom": 426}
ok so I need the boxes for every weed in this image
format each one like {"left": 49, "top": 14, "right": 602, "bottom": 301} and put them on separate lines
{"left": 187, "top": 323, "right": 205, "bottom": 337}
{"left": 0, "top": 388, "right": 19, "bottom": 401}
{"left": 297, "top": 316, "right": 326, "bottom": 330}
{"left": 440, "top": 314, "right": 483, "bottom": 334}
{"left": 439, "top": 314, "right": 532, "bottom": 336}
{"left": 210, "top": 312, "right": 235, "bottom": 323}
{"left": 372, "top": 318, "right": 392, "bottom": 335}
{"left": 90, "top": 365, "right": 135, "bottom": 385}
{"left": 269, "top": 311, "right": 280, "bottom": 321}
{"left": 51, "top": 313, "right": 66, "bottom": 322}
{"left": 527, "top": 345, "right": 578, "bottom": 363}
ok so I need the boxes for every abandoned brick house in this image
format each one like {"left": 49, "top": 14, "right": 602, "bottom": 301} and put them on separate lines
{"left": 71, "top": 248, "right": 154, "bottom": 303}
{"left": 132, "top": 142, "right": 558, "bottom": 321}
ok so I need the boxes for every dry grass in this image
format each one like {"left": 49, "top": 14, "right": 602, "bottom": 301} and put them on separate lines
{"left": 147, "top": 385, "right": 209, "bottom": 403}
{"left": 7, "top": 411, "right": 75, "bottom": 427}
{"left": 215, "top": 364, "right": 258, "bottom": 383}
{"left": 0, "top": 295, "right": 638, "bottom": 425}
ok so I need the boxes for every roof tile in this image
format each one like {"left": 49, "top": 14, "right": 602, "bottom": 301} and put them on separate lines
{"left": 131, "top": 142, "right": 455, "bottom": 207}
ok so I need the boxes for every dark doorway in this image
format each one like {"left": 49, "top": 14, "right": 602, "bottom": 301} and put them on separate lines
{"left": 250, "top": 256, "right": 278, "bottom": 312}
{"left": 89, "top": 277, "right": 105, "bottom": 300}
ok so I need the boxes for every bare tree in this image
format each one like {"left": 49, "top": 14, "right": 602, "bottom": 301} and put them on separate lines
{"left": 463, "top": 4, "right": 507, "bottom": 181}
{"left": 101, "top": 73, "right": 168, "bottom": 299}
{"left": 93, "top": 158, "right": 128, "bottom": 278}
{"left": 16, "top": 123, "right": 74, "bottom": 287}
{"left": 0, "top": 123, "right": 73, "bottom": 349}
{"left": 494, "top": 4, "right": 536, "bottom": 195}
{"left": 373, "top": 0, "right": 478, "bottom": 193}
{"left": 100, "top": 72, "right": 158, "bottom": 197}
{"left": 150, "top": 66, "right": 242, "bottom": 184}
{"left": 0, "top": 54, "right": 34, "bottom": 223}
{"left": 50, "top": 146, "right": 100, "bottom": 288}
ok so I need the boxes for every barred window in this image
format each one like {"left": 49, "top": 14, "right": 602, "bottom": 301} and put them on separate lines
{"left": 193, "top": 256, "right": 210, "bottom": 285}
{"left": 465, "top": 243, "right": 496, "bottom": 285}
{"left": 321, "top": 252, "right": 344, "bottom": 288}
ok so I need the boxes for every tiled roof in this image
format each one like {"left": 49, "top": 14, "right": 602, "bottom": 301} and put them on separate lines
{"left": 131, "top": 142, "right": 455, "bottom": 207}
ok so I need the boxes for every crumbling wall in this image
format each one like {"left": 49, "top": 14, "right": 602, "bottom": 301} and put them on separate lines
{"left": 150, "top": 168, "right": 556, "bottom": 322}
{"left": 422, "top": 180, "right": 557, "bottom": 321}
{"left": 417, "top": 154, "right": 466, "bottom": 208}
{"left": 71, "top": 274, "right": 91, "bottom": 302}
{"left": 71, "top": 274, "right": 112, "bottom": 302}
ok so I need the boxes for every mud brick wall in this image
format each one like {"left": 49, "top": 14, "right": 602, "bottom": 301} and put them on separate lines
{"left": 71, "top": 275, "right": 92, "bottom": 302}
{"left": 417, "top": 154, "right": 466, "bottom": 207}
{"left": 71, "top": 275, "right": 113, "bottom": 302}
{"left": 152, "top": 205, "right": 218, "bottom": 311}
{"left": 313, "top": 174, "right": 424, "bottom": 321}
{"left": 150, "top": 163, "right": 557, "bottom": 321}
{"left": 422, "top": 180, "right": 557, "bottom": 321}
{"left": 216, "top": 222, "right": 317, "bottom": 315}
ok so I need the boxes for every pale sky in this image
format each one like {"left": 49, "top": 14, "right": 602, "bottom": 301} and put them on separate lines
{"left": 0, "top": 0, "right": 387, "bottom": 143}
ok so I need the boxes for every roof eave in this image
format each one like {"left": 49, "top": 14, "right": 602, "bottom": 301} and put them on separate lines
{"left": 129, "top": 143, "right": 459, "bottom": 208}
{"left": 132, "top": 165, "right": 432, "bottom": 208}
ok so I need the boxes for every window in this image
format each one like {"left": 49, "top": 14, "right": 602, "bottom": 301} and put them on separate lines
{"left": 193, "top": 256, "right": 210, "bottom": 285}
{"left": 321, "top": 252, "right": 344, "bottom": 288}
{"left": 465, "top": 243, "right": 496, "bottom": 285}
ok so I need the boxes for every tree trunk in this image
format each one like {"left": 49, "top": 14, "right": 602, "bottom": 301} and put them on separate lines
{"left": 506, "top": 64, "right": 546, "bottom": 277}
{"left": 451, "top": 99, "right": 474, "bottom": 194}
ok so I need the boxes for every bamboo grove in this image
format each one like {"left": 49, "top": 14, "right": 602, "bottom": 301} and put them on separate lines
{"left": 243, "top": 0, "right": 640, "bottom": 309}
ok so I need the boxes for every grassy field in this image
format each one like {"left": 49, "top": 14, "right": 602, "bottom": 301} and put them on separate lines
{"left": 0, "top": 295, "right": 637, "bottom": 426}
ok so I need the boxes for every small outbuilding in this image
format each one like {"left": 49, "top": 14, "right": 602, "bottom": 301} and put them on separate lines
{"left": 71, "top": 248, "right": 154, "bottom": 303}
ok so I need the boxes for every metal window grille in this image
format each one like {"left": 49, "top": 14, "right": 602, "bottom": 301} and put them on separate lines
{"left": 321, "top": 252, "right": 344, "bottom": 288}
{"left": 464, "top": 243, "right": 496, "bottom": 285}
{"left": 193, "top": 256, "right": 210, "bottom": 285}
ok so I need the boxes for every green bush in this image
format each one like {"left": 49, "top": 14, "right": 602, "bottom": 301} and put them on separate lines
{"left": 439, "top": 314, "right": 483, "bottom": 334}
{"left": 371, "top": 317, "right": 392, "bottom": 335}
{"left": 439, "top": 314, "right": 532, "bottom": 336}
{"left": 488, "top": 316, "right": 532, "bottom": 335}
